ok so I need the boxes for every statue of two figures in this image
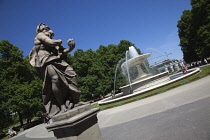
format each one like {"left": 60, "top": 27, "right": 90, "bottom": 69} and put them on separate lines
{"left": 29, "top": 23, "right": 81, "bottom": 118}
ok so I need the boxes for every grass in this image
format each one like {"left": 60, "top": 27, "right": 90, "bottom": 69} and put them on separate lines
{"left": 93, "top": 65, "right": 210, "bottom": 110}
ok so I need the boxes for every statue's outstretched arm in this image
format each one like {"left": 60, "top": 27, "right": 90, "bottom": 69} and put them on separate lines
{"left": 63, "top": 39, "right": 75, "bottom": 54}
{"left": 37, "top": 32, "right": 62, "bottom": 47}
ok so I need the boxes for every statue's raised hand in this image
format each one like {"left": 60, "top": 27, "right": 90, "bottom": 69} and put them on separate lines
{"left": 63, "top": 39, "right": 76, "bottom": 54}
{"left": 67, "top": 39, "right": 75, "bottom": 48}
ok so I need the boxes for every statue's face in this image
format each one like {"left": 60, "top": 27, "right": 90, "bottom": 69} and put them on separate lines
{"left": 45, "top": 30, "right": 54, "bottom": 38}
{"left": 42, "top": 25, "right": 50, "bottom": 32}
{"left": 48, "top": 30, "right": 54, "bottom": 37}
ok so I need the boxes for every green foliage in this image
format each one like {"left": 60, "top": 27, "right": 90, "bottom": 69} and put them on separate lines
{"left": 177, "top": 0, "right": 210, "bottom": 62}
{"left": 0, "top": 39, "right": 137, "bottom": 128}
{"left": 67, "top": 40, "right": 136, "bottom": 101}
{"left": 0, "top": 40, "right": 42, "bottom": 128}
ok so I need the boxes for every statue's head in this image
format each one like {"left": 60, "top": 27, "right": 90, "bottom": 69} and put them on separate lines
{"left": 45, "top": 30, "right": 54, "bottom": 38}
{"left": 48, "top": 30, "right": 54, "bottom": 37}
{"left": 36, "top": 23, "right": 50, "bottom": 33}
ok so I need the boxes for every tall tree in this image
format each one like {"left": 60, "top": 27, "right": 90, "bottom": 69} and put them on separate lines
{"left": 190, "top": 0, "right": 210, "bottom": 58}
{"left": 0, "top": 40, "right": 24, "bottom": 127}
{"left": 70, "top": 49, "right": 96, "bottom": 100}
{"left": 177, "top": 10, "right": 199, "bottom": 62}
{"left": 0, "top": 40, "right": 42, "bottom": 127}
{"left": 177, "top": 0, "right": 210, "bottom": 62}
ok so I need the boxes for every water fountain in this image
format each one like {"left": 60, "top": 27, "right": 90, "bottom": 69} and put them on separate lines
{"left": 98, "top": 46, "right": 200, "bottom": 105}
{"left": 120, "top": 46, "right": 169, "bottom": 95}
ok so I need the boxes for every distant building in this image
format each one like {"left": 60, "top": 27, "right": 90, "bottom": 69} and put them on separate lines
{"left": 149, "top": 59, "right": 184, "bottom": 73}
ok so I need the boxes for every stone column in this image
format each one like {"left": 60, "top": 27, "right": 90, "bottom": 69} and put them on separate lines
{"left": 46, "top": 104, "right": 102, "bottom": 140}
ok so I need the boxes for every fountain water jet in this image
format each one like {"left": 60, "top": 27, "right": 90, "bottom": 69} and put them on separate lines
{"left": 113, "top": 58, "right": 125, "bottom": 97}
{"left": 120, "top": 46, "right": 169, "bottom": 95}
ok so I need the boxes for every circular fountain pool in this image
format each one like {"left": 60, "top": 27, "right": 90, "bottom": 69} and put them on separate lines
{"left": 98, "top": 68, "right": 200, "bottom": 105}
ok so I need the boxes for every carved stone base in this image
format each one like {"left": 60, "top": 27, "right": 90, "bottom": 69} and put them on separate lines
{"left": 46, "top": 104, "right": 102, "bottom": 140}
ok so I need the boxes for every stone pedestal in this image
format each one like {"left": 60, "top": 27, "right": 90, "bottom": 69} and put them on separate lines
{"left": 46, "top": 104, "right": 102, "bottom": 140}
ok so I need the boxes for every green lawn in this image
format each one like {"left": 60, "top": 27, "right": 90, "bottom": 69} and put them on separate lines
{"left": 93, "top": 65, "right": 210, "bottom": 110}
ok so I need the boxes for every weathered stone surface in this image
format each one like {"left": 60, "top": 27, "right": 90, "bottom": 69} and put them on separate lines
{"left": 46, "top": 104, "right": 102, "bottom": 140}
{"left": 30, "top": 23, "right": 81, "bottom": 118}
{"left": 30, "top": 23, "right": 102, "bottom": 140}
{"left": 52, "top": 104, "right": 92, "bottom": 122}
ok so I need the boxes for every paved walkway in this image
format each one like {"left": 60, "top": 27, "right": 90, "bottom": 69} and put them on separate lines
{"left": 98, "top": 75, "right": 210, "bottom": 139}
{"left": 101, "top": 97, "right": 210, "bottom": 140}
{"left": 98, "top": 75, "right": 210, "bottom": 129}
{"left": 11, "top": 75, "right": 210, "bottom": 140}
{"left": 10, "top": 124, "right": 55, "bottom": 140}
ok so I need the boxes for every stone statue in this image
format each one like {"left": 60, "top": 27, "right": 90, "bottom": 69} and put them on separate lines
{"left": 29, "top": 23, "right": 81, "bottom": 117}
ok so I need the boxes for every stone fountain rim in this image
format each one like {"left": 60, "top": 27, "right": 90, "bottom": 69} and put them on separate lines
{"left": 121, "top": 53, "right": 151, "bottom": 66}
{"left": 119, "top": 71, "right": 168, "bottom": 89}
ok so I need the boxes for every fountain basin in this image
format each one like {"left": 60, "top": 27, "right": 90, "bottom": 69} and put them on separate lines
{"left": 120, "top": 71, "right": 169, "bottom": 95}
{"left": 121, "top": 53, "right": 151, "bottom": 82}
{"left": 121, "top": 53, "right": 151, "bottom": 67}
{"left": 98, "top": 68, "right": 200, "bottom": 105}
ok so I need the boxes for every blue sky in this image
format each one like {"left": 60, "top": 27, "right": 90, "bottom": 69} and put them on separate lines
{"left": 0, "top": 0, "right": 191, "bottom": 60}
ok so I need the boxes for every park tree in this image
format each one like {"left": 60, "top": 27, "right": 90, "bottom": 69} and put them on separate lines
{"left": 0, "top": 40, "right": 24, "bottom": 128}
{"left": 0, "top": 40, "right": 42, "bottom": 127}
{"left": 190, "top": 0, "right": 210, "bottom": 58}
{"left": 68, "top": 40, "right": 136, "bottom": 101}
{"left": 70, "top": 49, "right": 96, "bottom": 100}
{"left": 177, "top": 0, "right": 210, "bottom": 62}
{"left": 177, "top": 10, "right": 199, "bottom": 62}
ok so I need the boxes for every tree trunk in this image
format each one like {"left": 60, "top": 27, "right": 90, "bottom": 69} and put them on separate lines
{"left": 17, "top": 112, "right": 23, "bottom": 127}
